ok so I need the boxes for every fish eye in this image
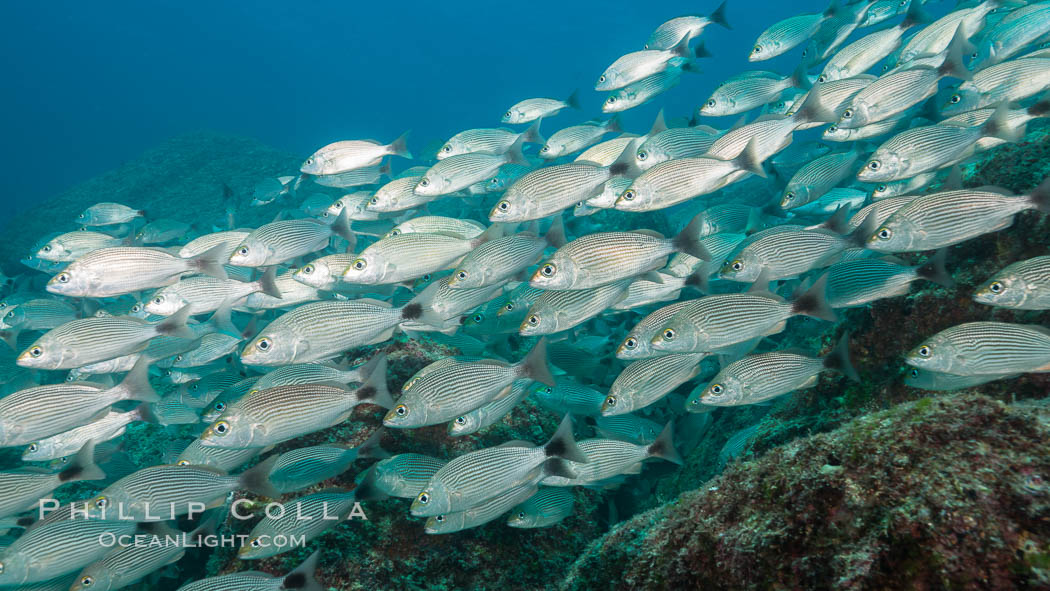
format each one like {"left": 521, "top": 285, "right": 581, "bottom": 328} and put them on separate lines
{"left": 540, "top": 146, "right": 550, "bottom": 153}
{"left": 504, "top": 302, "right": 514, "bottom": 311}
{"left": 352, "top": 258, "right": 367, "bottom": 270}
{"left": 42, "top": 245, "right": 51, "bottom": 252}
{"left": 421, "top": 274, "right": 431, "bottom": 282}
{"left": 518, "top": 511, "right": 526, "bottom": 519}
{"left": 637, "top": 151, "right": 648, "bottom": 161}
{"left": 417, "top": 492, "right": 430, "bottom": 504}
{"left": 435, "top": 514, "right": 445, "bottom": 522}
{"left": 599, "top": 75, "right": 606, "bottom": 83}
{"left": 472, "top": 313, "right": 483, "bottom": 323}
{"left": 256, "top": 337, "right": 272, "bottom": 351}
{"left": 604, "top": 395, "right": 617, "bottom": 408}
{"left": 455, "top": 416, "right": 466, "bottom": 425}
{"left": 302, "top": 264, "right": 314, "bottom": 274}
{"left": 442, "top": 144, "right": 452, "bottom": 153}
{"left": 497, "top": 201, "right": 510, "bottom": 211}
{"left": 56, "top": 272, "right": 70, "bottom": 283}
{"left": 28, "top": 443, "right": 38, "bottom": 452}
{"left": 540, "top": 263, "right": 556, "bottom": 277}
{"left": 95, "top": 496, "right": 108, "bottom": 508}
{"left": 867, "top": 160, "right": 881, "bottom": 170}
{"left": 175, "top": 355, "right": 183, "bottom": 362}
{"left": 970, "top": 52, "right": 978, "bottom": 60}
{"left": 544, "top": 386, "right": 553, "bottom": 394}
{"left": 989, "top": 281, "right": 1004, "bottom": 293}
{"left": 132, "top": 304, "right": 141, "bottom": 312}
{"left": 80, "top": 574, "right": 94, "bottom": 587}
{"left": 504, "top": 111, "right": 511, "bottom": 118}
{"left": 29, "top": 346, "right": 43, "bottom": 357}
{"left": 306, "top": 158, "right": 314, "bottom": 165}
{"left": 369, "top": 197, "right": 378, "bottom": 205}
{"left": 817, "top": 75, "right": 826, "bottom": 83}
{"left": 710, "top": 383, "right": 724, "bottom": 395}
{"left": 949, "top": 94, "right": 961, "bottom": 104}
{"left": 828, "top": 125, "right": 838, "bottom": 133}
{"left": 662, "top": 328, "right": 675, "bottom": 340}
{"left": 457, "top": 270, "right": 468, "bottom": 280}
{"left": 420, "top": 178, "right": 430, "bottom": 187}
{"left": 752, "top": 46, "right": 761, "bottom": 54}
{"left": 876, "top": 184, "right": 887, "bottom": 193}
{"left": 213, "top": 420, "right": 230, "bottom": 435}
{"left": 527, "top": 315, "right": 539, "bottom": 325}
{"left": 876, "top": 227, "right": 892, "bottom": 240}
{"left": 623, "top": 337, "right": 637, "bottom": 349}
{"left": 706, "top": 99, "right": 716, "bottom": 108}
{"left": 177, "top": 459, "right": 190, "bottom": 466}
{"left": 238, "top": 246, "right": 249, "bottom": 256}
{"left": 621, "top": 190, "right": 635, "bottom": 201}
{"left": 842, "top": 108, "right": 854, "bottom": 119}
{"left": 152, "top": 296, "right": 164, "bottom": 305}
{"left": 917, "top": 345, "right": 931, "bottom": 357}
{"left": 784, "top": 191, "right": 795, "bottom": 201}
{"left": 390, "top": 229, "right": 401, "bottom": 236}
{"left": 731, "top": 260, "right": 744, "bottom": 271}
{"left": 606, "top": 96, "right": 616, "bottom": 104}
{"left": 394, "top": 404, "right": 408, "bottom": 416}
{"left": 215, "top": 402, "right": 226, "bottom": 411}
{"left": 250, "top": 537, "right": 262, "bottom": 547}
{"left": 909, "top": 368, "right": 919, "bottom": 377}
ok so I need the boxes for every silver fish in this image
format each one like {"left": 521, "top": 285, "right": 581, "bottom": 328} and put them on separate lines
{"left": 502, "top": 91, "right": 580, "bottom": 124}
{"left": 424, "top": 483, "right": 537, "bottom": 534}
{"left": 541, "top": 424, "right": 681, "bottom": 486}
{"left": 342, "top": 225, "right": 503, "bottom": 284}
{"left": 823, "top": 250, "right": 953, "bottom": 308}
{"left": 905, "top": 321, "right": 1050, "bottom": 376}
{"left": 45, "top": 246, "right": 228, "bottom": 298}
{"left": 227, "top": 210, "right": 354, "bottom": 267}
{"left": 507, "top": 486, "right": 575, "bottom": 528}
{"left": 448, "top": 381, "right": 531, "bottom": 436}
{"left": 239, "top": 489, "right": 360, "bottom": 559}
{"left": 439, "top": 121, "right": 543, "bottom": 159}
{"left": 36, "top": 231, "right": 123, "bottom": 262}
{"left": 541, "top": 118, "right": 620, "bottom": 159}
{"left": 76, "top": 203, "right": 144, "bottom": 226}
{"left": 645, "top": 0, "right": 730, "bottom": 50}
{"left": 448, "top": 219, "right": 565, "bottom": 289}
{"left": 0, "top": 519, "right": 138, "bottom": 585}
{"left": 601, "top": 353, "right": 705, "bottom": 416}
{"left": 597, "top": 36, "right": 695, "bottom": 91}
{"left": 974, "top": 255, "right": 1050, "bottom": 310}
{"left": 520, "top": 281, "right": 631, "bottom": 336}
{"left": 301, "top": 132, "right": 411, "bottom": 174}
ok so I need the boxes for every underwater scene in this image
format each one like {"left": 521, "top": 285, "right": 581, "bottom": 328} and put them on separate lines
{"left": 4, "top": 0, "right": 1050, "bottom": 589}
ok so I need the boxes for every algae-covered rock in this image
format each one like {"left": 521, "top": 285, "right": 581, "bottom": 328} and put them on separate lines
{"left": 562, "top": 394, "right": 1050, "bottom": 590}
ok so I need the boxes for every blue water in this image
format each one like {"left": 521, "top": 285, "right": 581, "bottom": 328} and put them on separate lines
{"left": 3, "top": 0, "right": 822, "bottom": 211}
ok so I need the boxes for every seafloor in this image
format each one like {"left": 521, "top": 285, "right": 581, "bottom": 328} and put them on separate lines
{"left": 5, "top": 125, "right": 1050, "bottom": 590}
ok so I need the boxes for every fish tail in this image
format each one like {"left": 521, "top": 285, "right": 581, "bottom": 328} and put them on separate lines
{"left": 505, "top": 133, "right": 529, "bottom": 166}
{"left": 282, "top": 550, "right": 324, "bottom": 591}
{"left": 330, "top": 207, "right": 357, "bottom": 249}
{"left": 564, "top": 89, "right": 581, "bottom": 111}
{"left": 710, "top": 0, "right": 731, "bottom": 30}
{"left": 981, "top": 102, "right": 1025, "bottom": 144}
{"left": 358, "top": 352, "right": 388, "bottom": 383}
{"left": 900, "top": 0, "right": 930, "bottom": 29}
{"left": 190, "top": 243, "right": 230, "bottom": 280}
{"left": 732, "top": 137, "right": 768, "bottom": 178}
{"left": 544, "top": 415, "right": 589, "bottom": 463}
{"left": 789, "top": 59, "right": 812, "bottom": 91}
{"left": 255, "top": 266, "right": 282, "bottom": 299}
{"left": 520, "top": 337, "right": 556, "bottom": 386}
{"left": 0, "top": 327, "right": 19, "bottom": 351}
{"left": 544, "top": 215, "right": 567, "bottom": 248}
{"left": 791, "top": 274, "right": 837, "bottom": 322}
{"left": 132, "top": 401, "right": 159, "bottom": 424}
{"left": 607, "top": 138, "right": 643, "bottom": 178}
{"left": 388, "top": 130, "right": 412, "bottom": 159}
{"left": 647, "top": 422, "right": 684, "bottom": 465}
{"left": 1026, "top": 93, "right": 1050, "bottom": 118}
{"left": 114, "top": 357, "right": 160, "bottom": 403}
{"left": 207, "top": 298, "right": 240, "bottom": 337}
{"left": 352, "top": 466, "right": 391, "bottom": 501}
{"left": 471, "top": 223, "right": 506, "bottom": 247}
{"left": 916, "top": 249, "right": 955, "bottom": 289}
{"left": 238, "top": 454, "right": 281, "bottom": 498}
{"left": 542, "top": 457, "right": 577, "bottom": 479}
{"left": 673, "top": 213, "right": 713, "bottom": 261}
{"left": 692, "top": 40, "right": 712, "bottom": 59}
{"left": 1028, "top": 177, "right": 1050, "bottom": 213}
{"left": 156, "top": 304, "right": 197, "bottom": 340}
{"left": 942, "top": 165, "right": 964, "bottom": 191}
{"left": 520, "top": 119, "right": 545, "bottom": 145}
{"left": 605, "top": 114, "right": 622, "bottom": 134}
{"left": 59, "top": 440, "right": 106, "bottom": 483}
{"left": 821, "top": 205, "right": 852, "bottom": 236}
{"left": 938, "top": 25, "right": 973, "bottom": 82}
{"left": 823, "top": 331, "right": 860, "bottom": 382}
{"left": 683, "top": 268, "right": 709, "bottom": 294}
{"left": 355, "top": 428, "right": 390, "bottom": 461}
{"left": 356, "top": 363, "right": 394, "bottom": 410}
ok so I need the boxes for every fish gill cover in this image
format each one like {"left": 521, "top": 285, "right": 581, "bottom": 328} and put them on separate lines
{"left": 2, "top": 0, "right": 1050, "bottom": 589}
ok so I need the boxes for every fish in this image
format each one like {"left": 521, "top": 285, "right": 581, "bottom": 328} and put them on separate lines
{"left": 360, "top": 453, "right": 447, "bottom": 499}
{"left": 146, "top": 268, "right": 281, "bottom": 316}
{"left": 601, "top": 60, "right": 699, "bottom": 113}
{"left": 974, "top": 255, "right": 1050, "bottom": 310}
{"left": 823, "top": 250, "right": 954, "bottom": 308}
{"left": 645, "top": 0, "right": 730, "bottom": 50}
{"left": 227, "top": 210, "right": 354, "bottom": 267}
{"left": 425, "top": 483, "right": 538, "bottom": 534}
{"left": 633, "top": 125, "right": 723, "bottom": 170}
{"left": 530, "top": 378, "right": 606, "bottom": 417}
{"left": 971, "top": 4, "right": 1050, "bottom": 68}
{"left": 448, "top": 218, "right": 566, "bottom": 289}
{"left": 507, "top": 486, "right": 575, "bottom": 528}
{"left": 780, "top": 150, "right": 862, "bottom": 209}
{"left": 530, "top": 217, "right": 710, "bottom": 290}
{"left": 174, "top": 439, "right": 264, "bottom": 472}
{"left": 135, "top": 218, "right": 192, "bottom": 244}
{"left": 541, "top": 117, "right": 621, "bottom": 159}
{"left": 502, "top": 90, "right": 581, "bottom": 124}
{"left": 385, "top": 216, "right": 487, "bottom": 240}
{"left": 22, "top": 406, "right": 150, "bottom": 461}
{"left": 0, "top": 298, "right": 78, "bottom": 331}
{"left": 0, "top": 519, "right": 138, "bottom": 585}
{"left": 896, "top": 0, "right": 998, "bottom": 65}
{"left": 268, "top": 435, "right": 384, "bottom": 493}
{"left": 410, "top": 416, "right": 587, "bottom": 516}
{"left": 541, "top": 424, "right": 682, "bottom": 487}
{"left": 865, "top": 180, "right": 1050, "bottom": 253}
{"left": 384, "top": 338, "right": 554, "bottom": 428}
{"left": 817, "top": 1, "right": 925, "bottom": 83}
{"left": 45, "top": 245, "right": 228, "bottom": 298}
{"left": 749, "top": 1, "right": 836, "bottom": 61}
{"left": 601, "top": 353, "right": 705, "bottom": 416}
{"left": 719, "top": 228, "right": 850, "bottom": 283}
{"left": 71, "top": 520, "right": 212, "bottom": 591}
{"left": 701, "top": 64, "right": 810, "bottom": 117}
{"left": 693, "top": 334, "right": 858, "bottom": 407}
{"left": 616, "top": 300, "right": 695, "bottom": 360}
{"left": 597, "top": 35, "right": 699, "bottom": 91}
{"left": 76, "top": 203, "right": 145, "bottom": 226}
{"left": 239, "top": 489, "right": 360, "bottom": 559}
{"left": 438, "top": 121, "right": 544, "bottom": 159}
{"left": 341, "top": 225, "right": 503, "bottom": 285}
{"left": 448, "top": 381, "right": 531, "bottom": 436}
{"left": 35, "top": 231, "right": 123, "bottom": 262}
{"left": 301, "top": 132, "right": 411, "bottom": 174}
{"left": 905, "top": 321, "right": 1050, "bottom": 376}
{"left": 199, "top": 369, "right": 392, "bottom": 449}
{"left": 16, "top": 307, "right": 194, "bottom": 369}
{"left": 520, "top": 281, "right": 631, "bottom": 336}
{"left": 904, "top": 366, "right": 1018, "bottom": 391}
{"left": 942, "top": 58, "right": 1050, "bottom": 116}
{"left": 174, "top": 551, "right": 322, "bottom": 591}
{"left": 416, "top": 139, "right": 528, "bottom": 196}
{"left": 0, "top": 441, "right": 103, "bottom": 519}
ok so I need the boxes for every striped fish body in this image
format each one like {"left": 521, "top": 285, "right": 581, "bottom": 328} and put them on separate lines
{"left": 386, "top": 216, "right": 486, "bottom": 239}
{"left": 751, "top": 12, "right": 825, "bottom": 61}
{"left": 695, "top": 351, "right": 826, "bottom": 406}
{"left": 241, "top": 300, "right": 403, "bottom": 365}
{"left": 791, "top": 188, "right": 867, "bottom": 217}
{"left": 386, "top": 358, "right": 523, "bottom": 427}
{"left": 541, "top": 439, "right": 648, "bottom": 486}
{"left": 788, "top": 76, "right": 873, "bottom": 128}
{"left": 172, "top": 333, "right": 240, "bottom": 368}
{"left": 46, "top": 247, "right": 208, "bottom": 297}
{"left": 244, "top": 272, "right": 321, "bottom": 310}
{"left": 344, "top": 232, "right": 477, "bottom": 284}
{"left": 975, "top": 256, "right": 1050, "bottom": 310}
{"left": 369, "top": 176, "right": 433, "bottom": 211}
{"left": 313, "top": 165, "right": 386, "bottom": 188}
{"left": 507, "top": 486, "right": 574, "bottom": 528}
{"left": 176, "top": 439, "right": 263, "bottom": 471}
{"left": 847, "top": 195, "right": 916, "bottom": 231}
{"left": 410, "top": 278, "right": 507, "bottom": 325}
{"left": 520, "top": 281, "right": 630, "bottom": 336}
{"left": 595, "top": 414, "right": 662, "bottom": 444}
{"left": 503, "top": 97, "right": 572, "bottom": 124}
{"left": 0, "top": 382, "right": 136, "bottom": 446}
{"left": 602, "top": 353, "right": 705, "bottom": 415}
{"left": 532, "top": 232, "right": 677, "bottom": 290}
{"left": 440, "top": 127, "right": 524, "bottom": 159}
{"left": 0, "top": 469, "right": 75, "bottom": 518}
{"left": 201, "top": 384, "right": 367, "bottom": 448}
{"left": 85, "top": 464, "right": 246, "bottom": 520}
{"left": 707, "top": 117, "right": 796, "bottom": 161}
{"left": 37, "top": 231, "right": 122, "bottom": 262}
{"left": 425, "top": 483, "right": 537, "bottom": 534}
{"left": 617, "top": 300, "right": 696, "bottom": 360}
{"left": 179, "top": 231, "right": 249, "bottom": 259}
{"left": 175, "top": 572, "right": 287, "bottom": 591}
{"left": 146, "top": 276, "right": 261, "bottom": 316}
{"left": 647, "top": 14, "right": 717, "bottom": 50}
{"left": 268, "top": 444, "right": 359, "bottom": 493}
{"left": 944, "top": 58, "right": 1050, "bottom": 115}
{"left": 866, "top": 190, "right": 1035, "bottom": 253}
{"left": 78, "top": 202, "right": 144, "bottom": 226}
{"left": 820, "top": 26, "right": 906, "bottom": 83}
{"left": 23, "top": 408, "right": 138, "bottom": 461}
{"left": 531, "top": 378, "right": 606, "bottom": 416}
{"left": 617, "top": 157, "right": 746, "bottom": 212}
{"left": 301, "top": 138, "right": 398, "bottom": 174}
{"left": 72, "top": 527, "right": 188, "bottom": 591}
{"left": 635, "top": 126, "right": 722, "bottom": 170}
{"left": 597, "top": 47, "right": 685, "bottom": 91}
{"left": 449, "top": 381, "right": 530, "bottom": 436}
{"left": 542, "top": 122, "right": 613, "bottom": 159}
{"left": 905, "top": 367, "right": 1017, "bottom": 391}
{"left": 0, "top": 519, "right": 138, "bottom": 585}
{"left": 612, "top": 272, "right": 687, "bottom": 310}
{"left": 906, "top": 321, "right": 1050, "bottom": 376}
{"left": 702, "top": 73, "right": 794, "bottom": 117}
{"left": 782, "top": 151, "right": 861, "bottom": 208}
{"left": 836, "top": 66, "right": 942, "bottom": 129}
{"left": 373, "top": 453, "right": 447, "bottom": 498}
{"left": 973, "top": 6, "right": 1050, "bottom": 68}
{"left": 898, "top": 3, "right": 995, "bottom": 64}
{"left": 412, "top": 444, "right": 550, "bottom": 516}
{"left": 603, "top": 65, "right": 685, "bottom": 113}
{"left": 492, "top": 163, "right": 614, "bottom": 222}
{"left": 0, "top": 298, "right": 77, "bottom": 330}
{"left": 825, "top": 258, "right": 921, "bottom": 308}
{"left": 228, "top": 219, "right": 337, "bottom": 267}
{"left": 859, "top": 124, "right": 989, "bottom": 183}
{"left": 583, "top": 177, "right": 633, "bottom": 211}
{"left": 824, "top": 115, "right": 908, "bottom": 142}
{"left": 241, "top": 489, "right": 358, "bottom": 558}
{"left": 449, "top": 233, "right": 547, "bottom": 288}
{"left": 576, "top": 137, "right": 638, "bottom": 166}
{"left": 293, "top": 253, "right": 356, "bottom": 289}
{"left": 650, "top": 293, "right": 793, "bottom": 353}
{"left": 253, "top": 364, "right": 363, "bottom": 391}
{"left": 722, "top": 229, "right": 848, "bottom": 282}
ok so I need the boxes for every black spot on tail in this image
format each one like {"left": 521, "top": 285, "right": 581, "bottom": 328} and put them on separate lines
{"left": 58, "top": 466, "right": 83, "bottom": 483}
{"left": 609, "top": 163, "right": 629, "bottom": 176}
{"left": 283, "top": 573, "right": 307, "bottom": 589}
{"left": 16, "top": 516, "right": 34, "bottom": 527}
{"left": 357, "top": 386, "right": 376, "bottom": 400}
{"left": 546, "top": 438, "right": 567, "bottom": 458}
{"left": 401, "top": 303, "right": 422, "bottom": 321}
